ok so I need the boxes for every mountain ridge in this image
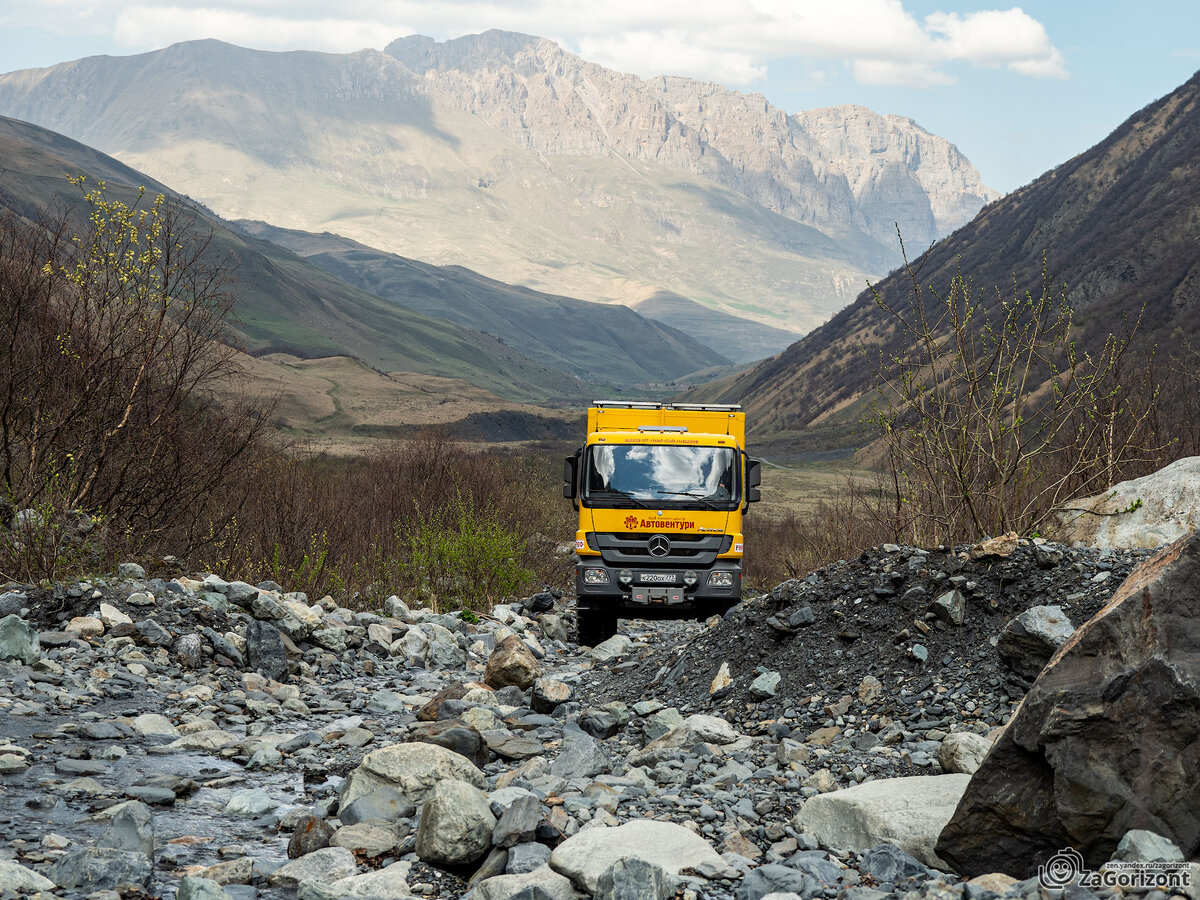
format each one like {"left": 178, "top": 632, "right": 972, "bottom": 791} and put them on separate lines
{"left": 691, "top": 69, "right": 1200, "bottom": 447}
{"left": 385, "top": 30, "right": 999, "bottom": 246}
{"left": 234, "top": 219, "right": 736, "bottom": 377}
{"left": 0, "top": 113, "right": 609, "bottom": 405}
{"left": 0, "top": 33, "right": 997, "bottom": 335}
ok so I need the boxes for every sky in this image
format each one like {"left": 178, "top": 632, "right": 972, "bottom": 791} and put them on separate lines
{"left": 1, "top": 1, "right": 1198, "bottom": 193}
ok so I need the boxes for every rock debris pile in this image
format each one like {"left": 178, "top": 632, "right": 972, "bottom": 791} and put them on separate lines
{"left": 0, "top": 539, "right": 1192, "bottom": 900}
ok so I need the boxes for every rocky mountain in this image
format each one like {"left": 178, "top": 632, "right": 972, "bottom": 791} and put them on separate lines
{"left": 385, "top": 32, "right": 997, "bottom": 249}
{"left": 693, "top": 69, "right": 1200, "bottom": 447}
{"left": 0, "top": 33, "right": 996, "bottom": 336}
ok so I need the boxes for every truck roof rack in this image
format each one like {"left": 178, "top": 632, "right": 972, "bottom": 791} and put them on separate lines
{"left": 592, "top": 401, "right": 742, "bottom": 411}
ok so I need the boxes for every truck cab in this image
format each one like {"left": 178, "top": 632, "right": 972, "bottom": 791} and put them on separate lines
{"left": 562, "top": 401, "right": 762, "bottom": 645}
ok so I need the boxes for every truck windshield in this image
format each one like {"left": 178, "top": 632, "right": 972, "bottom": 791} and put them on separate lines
{"left": 584, "top": 444, "right": 737, "bottom": 507}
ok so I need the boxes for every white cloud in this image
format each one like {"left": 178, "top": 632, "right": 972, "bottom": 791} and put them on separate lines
{"left": 10, "top": 0, "right": 1069, "bottom": 89}
{"left": 112, "top": 6, "right": 401, "bottom": 54}
{"left": 854, "top": 59, "right": 955, "bottom": 89}
{"left": 925, "top": 8, "right": 1068, "bottom": 78}
{"left": 579, "top": 31, "right": 767, "bottom": 85}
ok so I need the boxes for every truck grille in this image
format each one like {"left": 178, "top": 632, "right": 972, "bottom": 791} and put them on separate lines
{"left": 595, "top": 533, "right": 728, "bottom": 565}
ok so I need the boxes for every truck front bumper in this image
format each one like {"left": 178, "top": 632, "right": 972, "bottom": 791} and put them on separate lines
{"left": 574, "top": 559, "right": 741, "bottom": 610}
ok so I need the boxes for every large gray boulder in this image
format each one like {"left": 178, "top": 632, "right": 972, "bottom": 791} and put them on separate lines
{"left": 340, "top": 741, "right": 487, "bottom": 807}
{"left": 549, "top": 819, "right": 725, "bottom": 894}
{"left": 414, "top": 779, "right": 496, "bottom": 866}
{"left": 1054, "top": 456, "right": 1200, "bottom": 549}
{"left": 937, "top": 532, "right": 1200, "bottom": 877}
{"left": 796, "top": 774, "right": 970, "bottom": 869}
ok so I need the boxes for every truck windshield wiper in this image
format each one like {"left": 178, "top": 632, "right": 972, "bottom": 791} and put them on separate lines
{"left": 655, "top": 490, "right": 723, "bottom": 510}
{"left": 589, "top": 489, "right": 650, "bottom": 508}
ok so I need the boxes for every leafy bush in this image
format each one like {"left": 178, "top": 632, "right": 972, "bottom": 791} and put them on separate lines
{"left": 397, "top": 498, "right": 534, "bottom": 611}
{"left": 0, "top": 181, "right": 270, "bottom": 582}
{"left": 866, "top": 248, "right": 1166, "bottom": 545}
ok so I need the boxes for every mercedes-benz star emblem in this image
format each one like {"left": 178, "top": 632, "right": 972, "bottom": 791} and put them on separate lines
{"left": 648, "top": 535, "right": 671, "bottom": 557}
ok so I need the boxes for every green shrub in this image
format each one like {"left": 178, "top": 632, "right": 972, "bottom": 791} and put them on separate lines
{"left": 397, "top": 497, "right": 534, "bottom": 612}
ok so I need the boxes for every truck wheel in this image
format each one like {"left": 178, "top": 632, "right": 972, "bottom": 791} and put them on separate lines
{"left": 577, "top": 608, "right": 618, "bottom": 646}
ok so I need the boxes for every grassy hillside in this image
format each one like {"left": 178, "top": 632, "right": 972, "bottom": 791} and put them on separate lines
{"left": 632, "top": 291, "right": 800, "bottom": 364}
{"left": 0, "top": 114, "right": 592, "bottom": 403}
{"left": 236, "top": 221, "right": 730, "bottom": 383}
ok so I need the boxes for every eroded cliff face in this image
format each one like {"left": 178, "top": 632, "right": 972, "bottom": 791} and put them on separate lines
{"left": 386, "top": 32, "right": 999, "bottom": 247}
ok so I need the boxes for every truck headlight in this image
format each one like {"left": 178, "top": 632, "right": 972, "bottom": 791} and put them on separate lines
{"left": 708, "top": 571, "right": 734, "bottom": 588}
{"left": 583, "top": 568, "right": 610, "bottom": 585}
{"left": 683, "top": 570, "right": 698, "bottom": 586}
{"left": 618, "top": 569, "right": 633, "bottom": 584}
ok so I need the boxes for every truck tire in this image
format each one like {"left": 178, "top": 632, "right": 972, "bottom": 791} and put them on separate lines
{"left": 577, "top": 607, "right": 618, "bottom": 646}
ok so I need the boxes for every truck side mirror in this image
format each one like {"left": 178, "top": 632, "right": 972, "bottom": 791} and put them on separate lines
{"left": 562, "top": 453, "right": 578, "bottom": 500}
{"left": 746, "top": 458, "right": 762, "bottom": 505}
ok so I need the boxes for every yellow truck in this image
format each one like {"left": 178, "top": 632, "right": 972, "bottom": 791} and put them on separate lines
{"left": 562, "top": 401, "right": 762, "bottom": 644}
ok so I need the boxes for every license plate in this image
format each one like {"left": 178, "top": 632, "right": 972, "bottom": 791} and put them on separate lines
{"left": 640, "top": 573, "right": 677, "bottom": 584}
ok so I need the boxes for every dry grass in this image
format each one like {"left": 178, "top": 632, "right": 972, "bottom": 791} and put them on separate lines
{"left": 222, "top": 351, "right": 577, "bottom": 454}
{"left": 199, "top": 433, "right": 576, "bottom": 611}
{"left": 744, "top": 460, "right": 894, "bottom": 589}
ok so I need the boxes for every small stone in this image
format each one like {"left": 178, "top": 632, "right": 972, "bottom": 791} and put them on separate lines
{"left": 118, "top": 562, "right": 147, "bottom": 579}
{"left": 931, "top": 590, "right": 965, "bottom": 626}
{"left": 505, "top": 842, "right": 551, "bottom": 875}
{"left": 596, "top": 857, "right": 673, "bottom": 900}
{"left": 531, "top": 677, "right": 573, "bottom": 713}
{"left": 224, "top": 789, "right": 280, "bottom": 818}
{"left": 99, "top": 603, "right": 132, "bottom": 627}
{"left": 749, "top": 670, "right": 781, "bottom": 699}
{"left": 1113, "top": 830, "right": 1185, "bottom": 863}
{"left": 66, "top": 616, "right": 104, "bottom": 638}
{"left": 0, "top": 614, "right": 39, "bottom": 664}
{"left": 969, "top": 532, "right": 1019, "bottom": 558}
{"left": 710, "top": 661, "right": 733, "bottom": 695}
{"left": 492, "top": 794, "right": 543, "bottom": 849}
{"left": 858, "top": 675, "right": 883, "bottom": 705}
{"left": 289, "top": 816, "right": 335, "bottom": 858}
{"left": 938, "top": 732, "right": 993, "bottom": 775}
{"left": 485, "top": 634, "right": 542, "bottom": 690}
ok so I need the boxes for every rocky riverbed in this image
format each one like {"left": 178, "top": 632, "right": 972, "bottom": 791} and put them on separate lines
{"left": 0, "top": 538, "right": 1189, "bottom": 900}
